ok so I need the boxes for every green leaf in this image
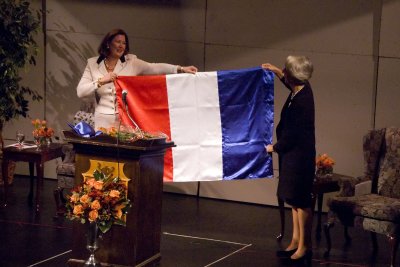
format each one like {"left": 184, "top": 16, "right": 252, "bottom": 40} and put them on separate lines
{"left": 98, "top": 221, "right": 112, "bottom": 234}
{"left": 113, "top": 219, "right": 126, "bottom": 226}
{"left": 0, "top": 0, "right": 42, "bottom": 126}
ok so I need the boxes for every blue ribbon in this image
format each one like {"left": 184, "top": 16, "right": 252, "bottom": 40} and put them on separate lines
{"left": 68, "top": 121, "right": 102, "bottom": 138}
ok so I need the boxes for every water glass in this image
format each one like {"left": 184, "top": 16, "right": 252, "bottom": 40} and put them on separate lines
{"left": 16, "top": 131, "right": 25, "bottom": 148}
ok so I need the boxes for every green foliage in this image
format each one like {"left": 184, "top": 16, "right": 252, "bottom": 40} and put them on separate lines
{"left": 0, "top": 0, "right": 43, "bottom": 130}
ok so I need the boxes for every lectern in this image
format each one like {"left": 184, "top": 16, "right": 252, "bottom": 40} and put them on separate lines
{"left": 64, "top": 133, "right": 174, "bottom": 267}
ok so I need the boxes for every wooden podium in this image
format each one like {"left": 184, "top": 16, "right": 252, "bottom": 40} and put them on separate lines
{"left": 65, "top": 134, "right": 174, "bottom": 267}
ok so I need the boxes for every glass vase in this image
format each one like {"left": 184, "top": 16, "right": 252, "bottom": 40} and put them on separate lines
{"left": 46, "top": 137, "right": 52, "bottom": 146}
{"left": 316, "top": 169, "right": 333, "bottom": 179}
{"left": 33, "top": 136, "right": 46, "bottom": 151}
{"left": 84, "top": 222, "right": 101, "bottom": 267}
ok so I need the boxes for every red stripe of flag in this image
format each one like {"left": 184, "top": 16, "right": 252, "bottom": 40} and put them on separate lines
{"left": 115, "top": 75, "right": 173, "bottom": 181}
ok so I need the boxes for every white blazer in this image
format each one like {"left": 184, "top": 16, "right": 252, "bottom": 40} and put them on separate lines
{"left": 76, "top": 54, "right": 178, "bottom": 115}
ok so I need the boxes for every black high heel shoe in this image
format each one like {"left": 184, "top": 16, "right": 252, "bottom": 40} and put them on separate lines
{"left": 281, "top": 250, "right": 313, "bottom": 266}
{"left": 276, "top": 248, "right": 297, "bottom": 258}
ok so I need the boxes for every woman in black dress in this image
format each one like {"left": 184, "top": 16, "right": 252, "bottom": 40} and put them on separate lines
{"left": 262, "top": 56, "right": 315, "bottom": 265}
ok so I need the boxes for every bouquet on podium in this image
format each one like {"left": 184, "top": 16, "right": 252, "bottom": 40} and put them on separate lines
{"left": 65, "top": 121, "right": 168, "bottom": 146}
{"left": 98, "top": 125, "right": 166, "bottom": 143}
{"left": 65, "top": 167, "right": 131, "bottom": 234}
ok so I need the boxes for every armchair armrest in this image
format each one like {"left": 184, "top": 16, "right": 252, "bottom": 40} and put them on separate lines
{"left": 60, "top": 143, "right": 75, "bottom": 164}
{"left": 337, "top": 175, "right": 370, "bottom": 197}
{"left": 354, "top": 180, "right": 372, "bottom": 196}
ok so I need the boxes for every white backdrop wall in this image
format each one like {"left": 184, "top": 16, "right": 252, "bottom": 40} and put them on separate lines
{"left": 4, "top": 0, "right": 400, "bottom": 209}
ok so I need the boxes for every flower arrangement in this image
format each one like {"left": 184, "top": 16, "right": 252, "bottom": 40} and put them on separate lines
{"left": 65, "top": 167, "right": 131, "bottom": 234}
{"left": 31, "top": 119, "right": 54, "bottom": 145}
{"left": 98, "top": 125, "right": 167, "bottom": 142}
{"left": 316, "top": 153, "right": 335, "bottom": 176}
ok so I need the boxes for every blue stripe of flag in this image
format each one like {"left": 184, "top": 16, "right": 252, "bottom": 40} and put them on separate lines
{"left": 217, "top": 67, "right": 274, "bottom": 180}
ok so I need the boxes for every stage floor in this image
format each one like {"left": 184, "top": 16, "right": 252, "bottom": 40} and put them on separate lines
{"left": 0, "top": 176, "right": 397, "bottom": 266}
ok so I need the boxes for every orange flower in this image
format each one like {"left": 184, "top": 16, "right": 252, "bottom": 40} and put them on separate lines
{"left": 79, "top": 194, "right": 90, "bottom": 204}
{"left": 113, "top": 204, "right": 125, "bottom": 219}
{"left": 65, "top": 168, "right": 131, "bottom": 234}
{"left": 31, "top": 118, "right": 54, "bottom": 138}
{"left": 73, "top": 204, "right": 84, "bottom": 215}
{"left": 316, "top": 154, "right": 335, "bottom": 167}
{"left": 98, "top": 127, "right": 108, "bottom": 133}
{"left": 91, "top": 200, "right": 101, "bottom": 210}
{"left": 86, "top": 178, "right": 96, "bottom": 188}
{"left": 114, "top": 209, "right": 123, "bottom": 219}
{"left": 93, "top": 181, "right": 103, "bottom": 190}
{"left": 109, "top": 190, "right": 120, "bottom": 198}
{"left": 88, "top": 210, "right": 99, "bottom": 222}
{"left": 108, "top": 127, "right": 118, "bottom": 137}
{"left": 316, "top": 153, "right": 335, "bottom": 175}
{"left": 70, "top": 193, "right": 80, "bottom": 203}
{"left": 45, "top": 128, "right": 53, "bottom": 137}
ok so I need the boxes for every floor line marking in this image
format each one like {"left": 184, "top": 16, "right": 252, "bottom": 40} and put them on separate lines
{"left": 204, "top": 243, "right": 253, "bottom": 267}
{"left": 27, "top": 250, "right": 72, "bottom": 267}
{"left": 314, "top": 258, "right": 367, "bottom": 267}
{"left": 163, "top": 232, "right": 250, "bottom": 246}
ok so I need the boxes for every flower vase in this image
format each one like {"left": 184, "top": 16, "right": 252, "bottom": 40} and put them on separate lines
{"left": 84, "top": 222, "right": 101, "bottom": 267}
{"left": 316, "top": 169, "right": 333, "bottom": 179}
{"left": 33, "top": 136, "right": 47, "bottom": 150}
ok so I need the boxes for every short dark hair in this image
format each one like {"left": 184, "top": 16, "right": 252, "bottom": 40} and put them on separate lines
{"left": 97, "top": 29, "right": 130, "bottom": 64}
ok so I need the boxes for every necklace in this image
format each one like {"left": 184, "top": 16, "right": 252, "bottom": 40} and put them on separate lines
{"left": 104, "top": 58, "right": 116, "bottom": 72}
{"left": 290, "top": 86, "right": 304, "bottom": 100}
{"left": 288, "top": 86, "right": 304, "bottom": 107}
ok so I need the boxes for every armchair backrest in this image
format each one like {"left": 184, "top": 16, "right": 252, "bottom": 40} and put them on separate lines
{"left": 72, "top": 100, "right": 95, "bottom": 127}
{"left": 377, "top": 127, "right": 400, "bottom": 199}
{"left": 362, "top": 128, "right": 386, "bottom": 183}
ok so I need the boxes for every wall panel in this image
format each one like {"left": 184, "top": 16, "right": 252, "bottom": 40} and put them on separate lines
{"left": 380, "top": 0, "right": 400, "bottom": 57}
{"left": 206, "top": 0, "right": 373, "bottom": 55}
{"left": 375, "top": 58, "right": 400, "bottom": 128}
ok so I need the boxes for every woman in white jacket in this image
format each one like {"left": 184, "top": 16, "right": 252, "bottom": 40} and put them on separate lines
{"left": 77, "top": 28, "right": 197, "bottom": 130}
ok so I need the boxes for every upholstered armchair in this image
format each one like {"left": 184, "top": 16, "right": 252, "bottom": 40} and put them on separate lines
{"left": 335, "top": 128, "right": 386, "bottom": 198}
{"left": 54, "top": 101, "right": 94, "bottom": 216}
{"left": 324, "top": 127, "right": 400, "bottom": 267}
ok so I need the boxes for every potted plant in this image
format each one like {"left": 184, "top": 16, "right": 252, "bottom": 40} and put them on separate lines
{"left": 0, "top": 0, "right": 43, "bottom": 149}
{"left": 0, "top": 0, "right": 42, "bottom": 185}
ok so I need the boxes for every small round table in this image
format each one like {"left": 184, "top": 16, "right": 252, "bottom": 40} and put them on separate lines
{"left": 276, "top": 173, "right": 352, "bottom": 241}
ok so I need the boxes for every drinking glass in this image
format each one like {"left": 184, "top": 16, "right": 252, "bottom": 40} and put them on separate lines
{"left": 16, "top": 131, "right": 25, "bottom": 149}
{"left": 33, "top": 135, "right": 42, "bottom": 151}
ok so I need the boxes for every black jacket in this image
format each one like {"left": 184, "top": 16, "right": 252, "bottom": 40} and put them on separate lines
{"left": 274, "top": 78, "right": 316, "bottom": 207}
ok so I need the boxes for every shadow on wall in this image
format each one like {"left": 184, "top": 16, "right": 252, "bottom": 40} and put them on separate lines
{"left": 46, "top": 23, "right": 96, "bottom": 137}
{"left": 45, "top": 0, "right": 196, "bottom": 137}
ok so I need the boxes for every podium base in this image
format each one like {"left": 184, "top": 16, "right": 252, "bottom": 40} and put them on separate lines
{"left": 68, "top": 253, "right": 161, "bottom": 267}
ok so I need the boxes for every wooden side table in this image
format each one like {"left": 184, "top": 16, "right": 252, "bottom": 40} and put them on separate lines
{"left": 1, "top": 143, "right": 63, "bottom": 212}
{"left": 276, "top": 173, "right": 352, "bottom": 241}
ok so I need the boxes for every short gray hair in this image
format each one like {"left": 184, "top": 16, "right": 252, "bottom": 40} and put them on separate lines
{"left": 285, "top": 55, "right": 313, "bottom": 83}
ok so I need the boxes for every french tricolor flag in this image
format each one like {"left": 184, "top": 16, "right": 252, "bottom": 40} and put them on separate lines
{"left": 115, "top": 67, "right": 274, "bottom": 182}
